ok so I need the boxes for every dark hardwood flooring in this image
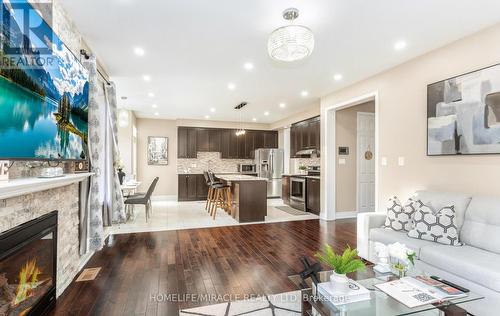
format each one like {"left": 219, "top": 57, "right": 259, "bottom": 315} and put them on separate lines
{"left": 51, "top": 219, "right": 358, "bottom": 316}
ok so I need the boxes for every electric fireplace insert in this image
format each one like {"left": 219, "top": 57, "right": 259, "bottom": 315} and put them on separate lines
{"left": 0, "top": 211, "right": 57, "bottom": 316}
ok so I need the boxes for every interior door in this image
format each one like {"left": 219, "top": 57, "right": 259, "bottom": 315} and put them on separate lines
{"left": 357, "top": 112, "right": 375, "bottom": 213}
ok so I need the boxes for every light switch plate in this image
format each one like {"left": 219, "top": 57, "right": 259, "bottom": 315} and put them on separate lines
{"left": 381, "top": 157, "right": 387, "bottom": 166}
{"left": 339, "top": 158, "right": 346, "bottom": 165}
{"left": 398, "top": 157, "right": 405, "bottom": 166}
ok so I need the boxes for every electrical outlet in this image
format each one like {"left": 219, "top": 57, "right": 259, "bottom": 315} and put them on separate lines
{"left": 0, "top": 199, "right": 6, "bottom": 208}
{"left": 381, "top": 157, "right": 387, "bottom": 166}
{"left": 338, "top": 158, "right": 346, "bottom": 165}
{"left": 398, "top": 157, "right": 405, "bottom": 166}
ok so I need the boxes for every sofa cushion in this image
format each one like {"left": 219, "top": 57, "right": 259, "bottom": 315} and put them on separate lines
{"left": 460, "top": 196, "right": 500, "bottom": 255}
{"left": 419, "top": 245, "right": 500, "bottom": 293}
{"left": 407, "top": 204, "right": 462, "bottom": 246}
{"left": 369, "top": 227, "right": 438, "bottom": 257}
{"left": 413, "top": 190, "right": 472, "bottom": 231}
{"left": 384, "top": 196, "right": 420, "bottom": 232}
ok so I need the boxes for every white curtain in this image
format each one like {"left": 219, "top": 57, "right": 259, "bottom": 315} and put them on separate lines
{"left": 85, "top": 56, "right": 105, "bottom": 250}
{"left": 103, "top": 83, "right": 126, "bottom": 225}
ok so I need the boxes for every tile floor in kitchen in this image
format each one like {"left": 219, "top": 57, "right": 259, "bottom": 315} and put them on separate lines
{"left": 108, "top": 198, "right": 319, "bottom": 235}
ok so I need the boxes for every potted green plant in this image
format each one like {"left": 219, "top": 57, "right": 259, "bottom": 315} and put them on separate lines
{"left": 298, "top": 165, "right": 307, "bottom": 174}
{"left": 315, "top": 245, "right": 366, "bottom": 293}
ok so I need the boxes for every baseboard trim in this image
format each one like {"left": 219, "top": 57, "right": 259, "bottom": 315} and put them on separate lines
{"left": 151, "top": 195, "right": 177, "bottom": 201}
{"left": 335, "top": 211, "right": 357, "bottom": 219}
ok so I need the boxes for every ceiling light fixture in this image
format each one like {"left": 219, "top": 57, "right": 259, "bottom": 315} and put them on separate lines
{"left": 227, "top": 82, "right": 236, "bottom": 90}
{"left": 264, "top": 111, "right": 270, "bottom": 116}
{"left": 235, "top": 102, "right": 247, "bottom": 136}
{"left": 394, "top": 40, "right": 407, "bottom": 51}
{"left": 243, "top": 62, "right": 254, "bottom": 71}
{"left": 204, "top": 115, "right": 210, "bottom": 119}
{"left": 279, "top": 102, "right": 286, "bottom": 108}
{"left": 152, "top": 104, "right": 158, "bottom": 108}
{"left": 252, "top": 118, "right": 257, "bottom": 122}
{"left": 154, "top": 112, "right": 159, "bottom": 116}
{"left": 143, "top": 75, "right": 151, "bottom": 81}
{"left": 210, "top": 107, "right": 216, "bottom": 113}
{"left": 134, "top": 47, "right": 145, "bottom": 56}
{"left": 148, "top": 92, "right": 155, "bottom": 97}
{"left": 301, "top": 90, "right": 309, "bottom": 97}
{"left": 268, "top": 8, "right": 314, "bottom": 62}
{"left": 333, "top": 74, "right": 343, "bottom": 81}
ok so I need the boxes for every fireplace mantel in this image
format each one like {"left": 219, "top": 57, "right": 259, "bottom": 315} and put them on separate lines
{"left": 0, "top": 173, "right": 93, "bottom": 200}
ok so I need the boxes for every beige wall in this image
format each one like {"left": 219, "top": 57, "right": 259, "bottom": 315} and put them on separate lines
{"left": 335, "top": 102, "right": 375, "bottom": 212}
{"left": 321, "top": 23, "right": 500, "bottom": 214}
{"left": 137, "top": 118, "right": 178, "bottom": 197}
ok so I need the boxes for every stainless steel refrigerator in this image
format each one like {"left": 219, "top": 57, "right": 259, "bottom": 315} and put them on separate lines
{"left": 254, "top": 148, "right": 284, "bottom": 198}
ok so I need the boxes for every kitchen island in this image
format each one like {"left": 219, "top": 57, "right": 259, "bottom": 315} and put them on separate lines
{"left": 216, "top": 174, "right": 267, "bottom": 223}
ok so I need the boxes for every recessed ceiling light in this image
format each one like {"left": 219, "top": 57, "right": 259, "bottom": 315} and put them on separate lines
{"left": 394, "top": 40, "right": 407, "bottom": 51}
{"left": 252, "top": 118, "right": 257, "bottom": 121}
{"left": 301, "top": 90, "right": 309, "bottom": 97}
{"left": 154, "top": 112, "right": 159, "bottom": 116}
{"left": 134, "top": 47, "right": 145, "bottom": 56}
{"left": 227, "top": 82, "right": 236, "bottom": 90}
{"left": 152, "top": 104, "right": 158, "bottom": 108}
{"left": 279, "top": 102, "right": 286, "bottom": 108}
{"left": 333, "top": 74, "right": 343, "bottom": 81}
{"left": 210, "top": 107, "right": 216, "bottom": 113}
{"left": 204, "top": 115, "right": 210, "bottom": 119}
{"left": 121, "top": 96, "right": 128, "bottom": 100}
{"left": 148, "top": 92, "right": 155, "bottom": 97}
{"left": 243, "top": 62, "right": 254, "bottom": 71}
{"left": 143, "top": 75, "right": 151, "bottom": 81}
{"left": 264, "top": 111, "right": 270, "bottom": 116}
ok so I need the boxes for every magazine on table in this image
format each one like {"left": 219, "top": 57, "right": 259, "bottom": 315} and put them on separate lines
{"left": 375, "top": 276, "right": 468, "bottom": 308}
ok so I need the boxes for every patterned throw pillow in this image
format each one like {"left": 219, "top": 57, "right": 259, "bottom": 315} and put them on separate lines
{"left": 384, "top": 196, "right": 421, "bottom": 232}
{"left": 407, "top": 204, "right": 462, "bottom": 246}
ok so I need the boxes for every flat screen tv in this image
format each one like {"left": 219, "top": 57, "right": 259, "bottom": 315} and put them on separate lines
{"left": 0, "top": 0, "right": 89, "bottom": 161}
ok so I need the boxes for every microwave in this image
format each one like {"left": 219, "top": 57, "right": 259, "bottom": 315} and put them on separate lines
{"left": 238, "top": 164, "right": 256, "bottom": 173}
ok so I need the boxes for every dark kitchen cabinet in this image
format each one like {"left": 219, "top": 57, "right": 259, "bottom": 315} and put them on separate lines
{"left": 282, "top": 175, "right": 290, "bottom": 205}
{"left": 178, "top": 174, "right": 208, "bottom": 201}
{"left": 263, "top": 131, "right": 278, "bottom": 148}
{"left": 178, "top": 127, "right": 197, "bottom": 158}
{"left": 178, "top": 174, "right": 198, "bottom": 201}
{"left": 306, "top": 177, "right": 320, "bottom": 215}
{"left": 290, "top": 116, "right": 320, "bottom": 157}
{"left": 179, "top": 127, "right": 278, "bottom": 159}
{"left": 209, "top": 129, "right": 221, "bottom": 152}
{"left": 196, "top": 128, "right": 209, "bottom": 152}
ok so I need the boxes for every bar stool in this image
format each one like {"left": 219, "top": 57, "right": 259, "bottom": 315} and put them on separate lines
{"left": 208, "top": 172, "right": 232, "bottom": 219}
{"left": 203, "top": 171, "right": 219, "bottom": 212}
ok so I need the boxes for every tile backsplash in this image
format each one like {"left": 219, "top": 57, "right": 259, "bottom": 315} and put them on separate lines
{"left": 177, "top": 152, "right": 253, "bottom": 174}
{"left": 290, "top": 157, "right": 321, "bottom": 174}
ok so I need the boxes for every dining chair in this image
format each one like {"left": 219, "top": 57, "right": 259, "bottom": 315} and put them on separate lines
{"left": 124, "top": 177, "right": 159, "bottom": 222}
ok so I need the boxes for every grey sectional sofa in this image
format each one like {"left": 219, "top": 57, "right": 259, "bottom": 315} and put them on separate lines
{"left": 357, "top": 190, "right": 500, "bottom": 315}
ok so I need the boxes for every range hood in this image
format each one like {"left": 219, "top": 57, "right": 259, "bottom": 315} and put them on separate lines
{"left": 295, "top": 148, "right": 320, "bottom": 157}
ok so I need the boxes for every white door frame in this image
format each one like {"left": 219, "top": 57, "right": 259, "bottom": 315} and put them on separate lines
{"left": 320, "top": 91, "right": 379, "bottom": 221}
{"left": 356, "top": 112, "right": 376, "bottom": 214}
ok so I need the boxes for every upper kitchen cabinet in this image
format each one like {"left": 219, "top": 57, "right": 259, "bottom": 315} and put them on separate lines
{"left": 178, "top": 127, "right": 197, "bottom": 158}
{"left": 263, "top": 131, "right": 278, "bottom": 148}
{"left": 290, "top": 116, "right": 320, "bottom": 157}
{"left": 208, "top": 129, "right": 221, "bottom": 152}
{"left": 221, "top": 129, "right": 239, "bottom": 158}
{"left": 196, "top": 128, "right": 209, "bottom": 152}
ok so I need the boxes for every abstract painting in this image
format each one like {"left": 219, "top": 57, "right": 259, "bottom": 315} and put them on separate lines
{"left": 147, "top": 136, "right": 168, "bottom": 165}
{"left": 427, "top": 63, "right": 500, "bottom": 155}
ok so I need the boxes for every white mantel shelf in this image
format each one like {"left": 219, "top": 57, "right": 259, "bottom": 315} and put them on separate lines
{"left": 0, "top": 173, "right": 93, "bottom": 200}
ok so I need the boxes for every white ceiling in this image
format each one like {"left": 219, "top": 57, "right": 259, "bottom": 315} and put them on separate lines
{"left": 59, "top": 0, "right": 500, "bottom": 123}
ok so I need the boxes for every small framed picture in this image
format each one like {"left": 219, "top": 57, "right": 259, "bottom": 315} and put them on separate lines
{"left": 147, "top": 136, "right": 168, "bottom": 165}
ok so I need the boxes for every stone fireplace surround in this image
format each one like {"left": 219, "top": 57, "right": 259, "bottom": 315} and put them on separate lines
{"left": 0, "top": 171, "right": 92, "bottom": 297}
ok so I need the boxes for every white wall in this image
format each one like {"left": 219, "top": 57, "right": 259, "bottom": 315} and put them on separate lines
{"left": 321, "top": 23, "right": 500, "bottom": 218}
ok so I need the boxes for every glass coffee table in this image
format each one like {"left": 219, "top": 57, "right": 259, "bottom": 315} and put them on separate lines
{"left": 288, "top": 269, "right": 484, "bottom": 316}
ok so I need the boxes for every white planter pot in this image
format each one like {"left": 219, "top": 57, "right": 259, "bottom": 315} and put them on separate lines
{"left": 329, "top": 271, "right": 349, "bottom": 294}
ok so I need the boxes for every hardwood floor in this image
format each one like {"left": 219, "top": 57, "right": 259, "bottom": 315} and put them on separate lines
{"left": 51, "top": 219, "right": 358, "bottom": 316}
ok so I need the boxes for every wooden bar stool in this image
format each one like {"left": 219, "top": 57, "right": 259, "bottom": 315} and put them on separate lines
{"left": 208, "top": 172, "right": 232, "bottom": 219}
{"left": 203, "top": 171, "right": 221, "bottom": 212}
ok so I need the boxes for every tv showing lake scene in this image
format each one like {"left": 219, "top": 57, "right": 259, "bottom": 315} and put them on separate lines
{"left": 0, "top": 0, "right": 89, "bottom": 160}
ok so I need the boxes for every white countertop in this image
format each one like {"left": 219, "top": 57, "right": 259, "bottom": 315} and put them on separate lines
{"left": 216, "top": 174, "right": 267, "bottom": 181}
{"left": 0, "top": 172, "right": 93, "bottom": 200}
